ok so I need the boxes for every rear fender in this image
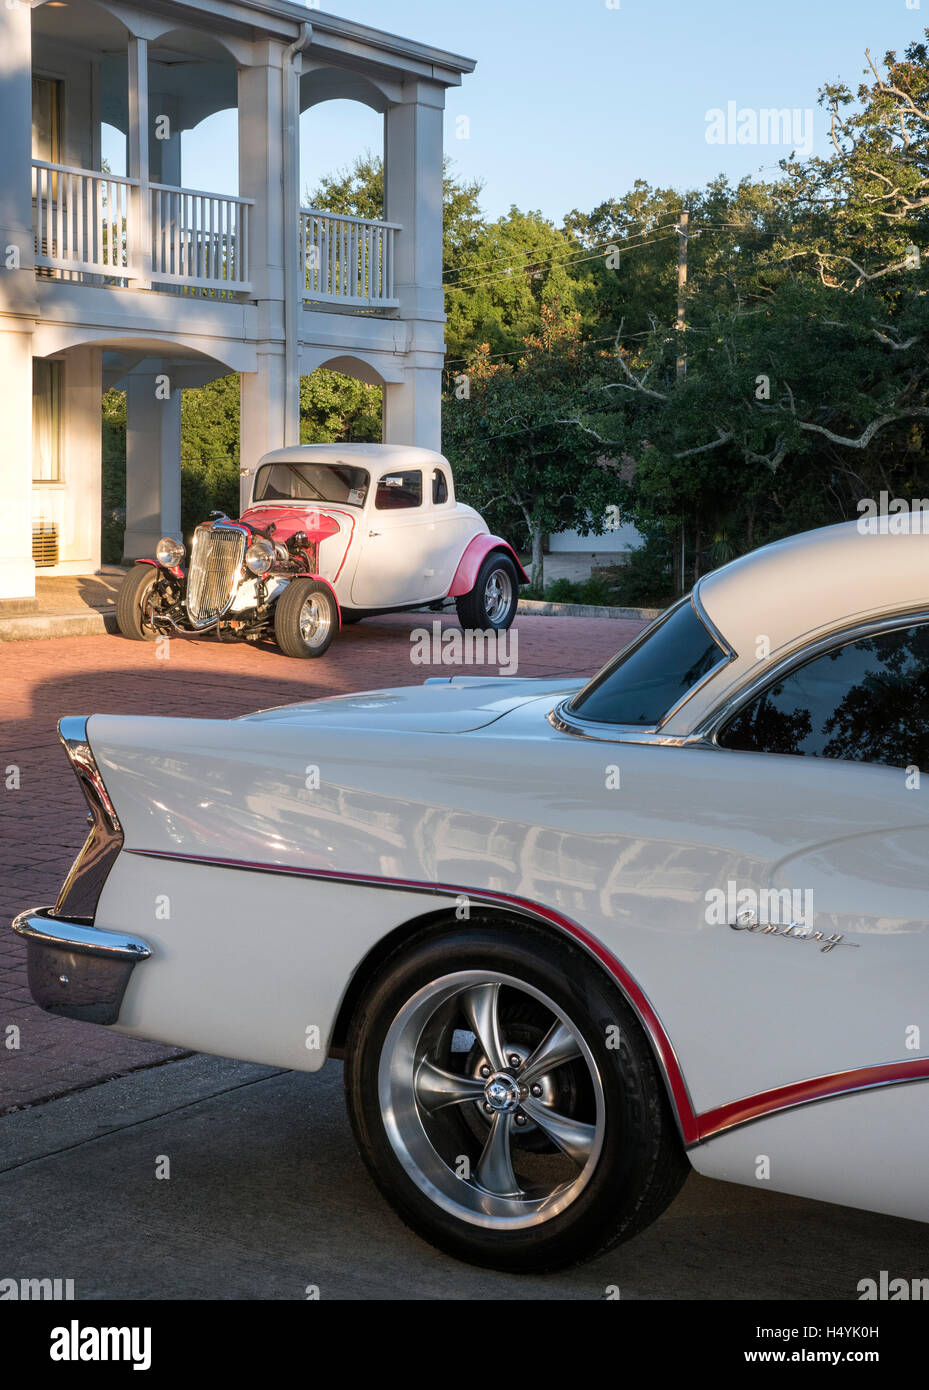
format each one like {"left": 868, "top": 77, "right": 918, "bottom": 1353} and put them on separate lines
{"left": 447, "top": 536, "right": 529, "bottom": 597}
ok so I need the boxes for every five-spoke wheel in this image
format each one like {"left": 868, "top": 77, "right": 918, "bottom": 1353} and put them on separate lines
{"left": 345, "top": 923, "right": 687, "bottom": 1271}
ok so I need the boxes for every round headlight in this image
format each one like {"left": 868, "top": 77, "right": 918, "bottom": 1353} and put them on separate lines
{"left": 155, "top": 536, "right": 185, "bottom": 568}
{"left": 244, "top": 538, "right": 274, "bottom": 575}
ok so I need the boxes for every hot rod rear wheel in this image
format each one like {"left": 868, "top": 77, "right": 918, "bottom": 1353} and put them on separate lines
{"left": 273, "top": 579, "right": 338, "bottom": 658}
{"left": 455, "top": 553, "right": 519, "bottom": 632}
{"left": 344, "top": 922, "right": 687, "bottom": 1272}
{"left": 116, "top": 564, "right": 159, "bottom": 641}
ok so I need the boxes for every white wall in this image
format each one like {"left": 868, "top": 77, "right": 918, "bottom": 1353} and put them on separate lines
{"left": 549, "top": 519, "right": 643, "bottom": 553}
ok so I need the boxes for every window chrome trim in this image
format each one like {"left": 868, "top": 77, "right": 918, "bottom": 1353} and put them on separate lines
{"left": 696, "top": 605, "right": 929, "bottom": 746}
{"left": 553, "top": 587, "right": 737, "bottom": 742}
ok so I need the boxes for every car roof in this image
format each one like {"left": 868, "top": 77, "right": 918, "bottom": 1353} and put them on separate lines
{"left": 662, "top": 515, "right": 929, "bottom": 735}
{"left": 256, "top": 443, "right": 451, "bottom": 470}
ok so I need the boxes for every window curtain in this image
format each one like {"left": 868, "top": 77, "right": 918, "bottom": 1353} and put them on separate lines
{"left": 32, "top": 359, "right": 61, "bottom": 482}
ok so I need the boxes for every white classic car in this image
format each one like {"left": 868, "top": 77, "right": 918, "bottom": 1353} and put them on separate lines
{"left": 116, "top": 443, "right": 528, "bottom": 657}
{"left": 14, "top": 517, "right": 929, "bottom": 1271}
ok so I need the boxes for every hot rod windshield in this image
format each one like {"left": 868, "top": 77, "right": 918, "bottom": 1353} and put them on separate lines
{"left": 253, "top": 461, "right": 370, "bottom": 507}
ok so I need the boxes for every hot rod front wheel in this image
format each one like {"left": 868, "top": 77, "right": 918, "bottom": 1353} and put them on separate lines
{"left": 115, "top": 564, "right": 159, "bottom": 641}
{"left": 345, "top": 923, "right": 688, "bottom": 1272}
{"left": 273, "top": 579, "right": 338, "bottom": 658}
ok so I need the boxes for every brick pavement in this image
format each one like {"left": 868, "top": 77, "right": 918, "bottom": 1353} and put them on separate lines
{"left": 0, "top": 611, "right": 644, "bottom": 1113}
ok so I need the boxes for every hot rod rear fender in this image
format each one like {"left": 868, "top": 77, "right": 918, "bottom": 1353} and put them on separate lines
{"left": 447, "top": 537, "right": 529, "bottom": 596}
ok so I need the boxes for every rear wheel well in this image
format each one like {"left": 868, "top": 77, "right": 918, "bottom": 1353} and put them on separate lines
{"left": 328, "top": 906, "right": 650, "bottom": 1074}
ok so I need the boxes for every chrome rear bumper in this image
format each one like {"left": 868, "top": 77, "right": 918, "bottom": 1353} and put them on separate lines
{"left": 12, "top": 908, "right": 151, "bottom": 1025}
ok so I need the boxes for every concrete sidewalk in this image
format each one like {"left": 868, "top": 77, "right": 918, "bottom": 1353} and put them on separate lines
{"left": 0, "top": 572, "right": 124, "bottom": 641}
{"left": 0, "top": 1052, "right": 924, "bottom": 1299}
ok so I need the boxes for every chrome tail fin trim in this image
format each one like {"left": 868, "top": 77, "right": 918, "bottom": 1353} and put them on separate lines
{"left": 54, "top": 716, "right": 124, "bottom": 923}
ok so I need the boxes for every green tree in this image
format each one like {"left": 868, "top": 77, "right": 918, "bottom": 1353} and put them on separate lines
{"left": 444, "top": 303, "right": 619, "bottom": 588}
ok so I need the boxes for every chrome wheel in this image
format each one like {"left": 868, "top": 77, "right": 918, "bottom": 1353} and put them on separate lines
{"left": 378, "top": 970, "right": 605, "bottom": 1230}
{"left": 298, "top": 593, "right": 332, "bottom": 649}
{"left": 483, "top": 567, "right": 514, "bottom": 625}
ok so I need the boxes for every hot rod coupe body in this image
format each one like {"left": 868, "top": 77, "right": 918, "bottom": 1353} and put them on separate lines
{"left": 14, "top": 517, "right": 929, "bottom": 1271}
{"left": 116, "top": 443, "right": 528, "bottom": 657}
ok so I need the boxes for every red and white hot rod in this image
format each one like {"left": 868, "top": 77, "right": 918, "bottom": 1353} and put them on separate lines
{"left": 116, "top": 444, "right": 528, "bottom": 657}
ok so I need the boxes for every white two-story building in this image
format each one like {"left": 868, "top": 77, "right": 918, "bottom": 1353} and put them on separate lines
{"left": 0, "top": 0, "right": 473, "bottom": 605}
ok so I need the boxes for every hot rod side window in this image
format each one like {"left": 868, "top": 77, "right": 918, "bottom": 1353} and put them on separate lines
{"left": 718, "top": 622, "right": 929, "bottom": 769}
{"left": 375, "top": 470, "right": 422, "bottom": 510}
{"left": 432, "top": 468, "right": 449, "bottom": 504}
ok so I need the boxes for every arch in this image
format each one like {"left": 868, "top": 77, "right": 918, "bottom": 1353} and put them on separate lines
{"left": 32, "top": 0, "right": 127, "bottom": 48}
{"left": 300, "top": 66, "right": 399, "bottom": 115}
{"left": 30, "top": 326, "right": 256, "bottom": 376}
{"left": 300, "top": 350, "right": 404, "bottom": 386}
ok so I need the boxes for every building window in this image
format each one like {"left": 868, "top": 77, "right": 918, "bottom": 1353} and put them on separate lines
{"left": 33, "top": 359, "right": 62, "bottom": 483}
{"left": 32, "top": 76, "right": 62, "bottom": 164}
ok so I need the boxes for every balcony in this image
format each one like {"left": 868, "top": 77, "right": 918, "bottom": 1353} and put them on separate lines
{"left": 32, "top": 160, "right": 252, "bottom": 297}
{"left": 32, "top": 161, "right": 401, "bottom": 313}
{"left": 300, "top": 208, "right": 400, "bottom": 312}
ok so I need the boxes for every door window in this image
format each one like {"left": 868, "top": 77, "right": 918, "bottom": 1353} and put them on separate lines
{"left": 375, "top": 470, "right": 422, "bottom": 510}
{"left": 718, "top": 623, "right": 929, "bottom": 769}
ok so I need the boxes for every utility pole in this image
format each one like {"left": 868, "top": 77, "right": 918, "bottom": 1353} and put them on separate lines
{"left": 676, "top": 209, "right": 689, "bottom": 380}
{"left": 675, "top": 210, "right": 689, "bottom": 594}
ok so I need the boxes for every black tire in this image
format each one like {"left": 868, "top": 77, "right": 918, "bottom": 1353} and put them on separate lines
{"left": 344, "top": 920, "right": 688, "bottom": 1272}
{"left": 273, "top": 578, "right": 338, "bottom": 658}
{"left": 115, "top": 564, "right": 159, "bottom": 641}
{"left": 455, "top": 552, "right": 519, "bottom": 631}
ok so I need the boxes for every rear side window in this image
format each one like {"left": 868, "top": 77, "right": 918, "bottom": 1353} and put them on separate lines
{"left": 569, "top": 600, "right": 728, "bottom": 726}
{"left": 432, "top": 468, "right": 449, "bottom": 504}
{"left": 375, "top": 470, "right": 422, "bottom": 510}
{"left": 719, "top": 623, "right": 929, "bottom": 768}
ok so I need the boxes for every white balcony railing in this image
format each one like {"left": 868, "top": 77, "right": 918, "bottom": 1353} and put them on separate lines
{"left": 31, "top": 163, "right": 402, "bottom": 313}
{"left": 32, "top": 161, "right": 135, "bottom": 279}
{"left": 150, "top": 184, "right": 252, "bottom": 295}
{"left": 300, "top": 208, "right": 399, "bottom": 311}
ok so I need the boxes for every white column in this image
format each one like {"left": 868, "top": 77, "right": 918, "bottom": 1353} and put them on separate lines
{"left": 238, "top": 49, "right": 286, "bottom": 314}
{"left": 0, "top": 328, "right": 36, "bottom": 603}
{"left": 237, "top": 44, "right": 293, "bottom": 506}
{"left": 239, "top": 348, "right": 287, "bottom": 509}
{"left": 383, "top": 82, "right": 446, "bottom": 451}
{"left": 56, "top": 347, "right": 103, "bottom": 574}
{"left": 127, "top": 36, "right": 152, "bottom": 289}
{"left": 383, "top": 367, "right": 443, "bottom": 453}
{"left": 150, "top": 94, "right": 181, "bottom": 187}
{"left": 0, "top": 2, "right": 37, "bottom": 602}
{"left": 384, "top": 83, "right": 446, "bottom": 323}
{"left": 123, "top": 364, "right": 182, "bottom": 560}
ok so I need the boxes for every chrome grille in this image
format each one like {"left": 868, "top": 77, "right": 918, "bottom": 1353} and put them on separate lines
{"left": 186, "top": 525, "right": 246, "bottom": 624}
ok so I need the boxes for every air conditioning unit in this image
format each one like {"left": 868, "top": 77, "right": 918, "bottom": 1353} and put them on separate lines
{"left": 32, "top": 521, "right": 59, "bottom": 567}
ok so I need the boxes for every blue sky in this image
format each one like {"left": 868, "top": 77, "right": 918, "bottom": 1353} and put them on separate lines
{"left": 141, "top": 0, "right": 929, "bottom": 223}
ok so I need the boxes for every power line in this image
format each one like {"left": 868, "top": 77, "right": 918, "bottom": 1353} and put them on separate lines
{"left": 444, "top": 331, "right": 633, "bottom": 370}
{"left": 441, "top": 214, "right": 683, "bottom": 282}
{"left": 444, "top": 231, "right": 679, "bottom": 293}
